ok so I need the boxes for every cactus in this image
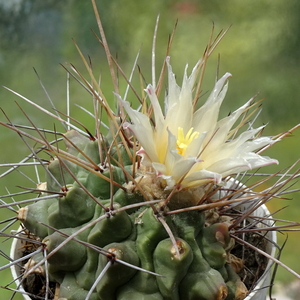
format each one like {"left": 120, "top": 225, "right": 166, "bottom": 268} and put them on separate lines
{"left": 14, "top": 137, "right": 247, "bottom": 300}
{"left": 1, "top": 1, "right": 300, "bottom": 300}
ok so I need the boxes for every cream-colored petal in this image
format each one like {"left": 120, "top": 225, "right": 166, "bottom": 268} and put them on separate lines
{"left": 202, "top": 99, "right": 252, "bottom": 148}
{"left": 207, "top": 157, "right": 251, "bottom": 175}
{"left": 122, "top": 99, "right": 160, "bottom": 161}
{"left": 193, "top": 73, "right": 231, "bottom": 123}
{"left": 123, "top": 121, "right": 158, "bottom": 162}
{"left": 184, "top": 131, "right": 207, "bottom": 158}
{"left": 192, "top": 74, "right": 231, "bottom": 135}
{"left": 165, "top": 57, "right": 181, "bottom": 113}
{"left": 136, "top": 148, "right": 153, "bottom": 167}
{"left": 122, "top": 100, "right": 151, "bottom": 130}
{"left": 206, "top": 73, "right": 232, "bottom": 106}
{"left": 170, "top": 156, "right": 199, "bottom": 182}
{"left": 144, "top": 84, "right": 164, "bottom": 127}
{"left": 242, "top": 155, "right": 278, "bottom": 169}
{"left": 193, "top": 100, "right": 222, "bottom": 136}
{"left": 182, "top": 169, "right": 223, "bottom": 186}
{"left": 160, "top": 174, "right": 176, "bottom": 190}
{"left": 152, "top": 161, "right": 167, "bottom": 176}
{"left": 178, "top": 65, "right": 194, "bottom": 129}
{"left": 207, "top": 154, "right": 278, "bottom": 177}
{"left": 237, "top": 136, "right": 275, "bottom": 153}
{"left": 202, "top": 126, "right": 266, "bottom": 166}
{"left": 164, "top": 59, "right": 195, "bottom": 134}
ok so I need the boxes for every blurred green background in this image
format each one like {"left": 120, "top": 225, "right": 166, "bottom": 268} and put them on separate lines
{"left": 0, "top": 0, "right": 299, "bottom": 299}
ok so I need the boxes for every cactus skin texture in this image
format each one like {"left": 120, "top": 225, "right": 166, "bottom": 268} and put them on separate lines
{"left": 18, "top": 129, "right": 248, "bottom": 300}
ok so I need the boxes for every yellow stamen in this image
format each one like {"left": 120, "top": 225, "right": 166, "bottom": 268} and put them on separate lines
{"left": 176, "top": 127, "right": 199, "bottom": 155}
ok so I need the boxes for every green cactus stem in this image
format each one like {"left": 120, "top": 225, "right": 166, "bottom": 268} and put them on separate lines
{"left": 84, "top": 165, "right": 127, "bottom": 199}
{"left": 225, "top": 264, "right": 248, "bottom": 300}
{"left": 43, "top": 228, "right": 88, "bottom": 272}
{"left": 197, "top": 223, "right": 231, "bottom": 270}
{"left": 88, "top": 202, "right": 132, "bottom": 248}
{"left": 153, "top": 238, "right": 193, "bottom": 300}
{"left": 48, "top": 185, "right": 96, "bottom": 229}
{"left": 58, "top": 272, "right": 98, "bottom": 300}
{"left": 17, "top": 198, "right": 53, "bottom": 239}
{"left": 173, "top": 211, "right": 228, "bottom": 300}
{"left": 96, "top": 241, "right": 139, "bottom": 299}
{"left": 14, "top": 125, "right": 257, "bottom": 300}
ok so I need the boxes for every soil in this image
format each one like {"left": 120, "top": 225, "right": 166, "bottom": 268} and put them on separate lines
{"left": 231, "top": 231, "right": 268, "bottom": 290}
{"left": 23, "top": 273, "right": 57, "bottom": 300}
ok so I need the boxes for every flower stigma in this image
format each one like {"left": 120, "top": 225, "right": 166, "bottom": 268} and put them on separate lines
{"left": 176, "top": 127, "right": 199, "bottom": 156}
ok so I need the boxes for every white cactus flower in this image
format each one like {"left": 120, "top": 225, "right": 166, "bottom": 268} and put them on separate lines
{"left": 121, "top": 57, "right": 278, "bottom": 190}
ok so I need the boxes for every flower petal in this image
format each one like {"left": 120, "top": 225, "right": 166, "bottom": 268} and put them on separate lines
{"left": 122, "top": 100, "right": 158, "bottom": 162}
{"left": 145, "top": 84, "right": 164, "bottom": 128}
{"left": 182, "top": 169, "right": 223, "bottom": 186}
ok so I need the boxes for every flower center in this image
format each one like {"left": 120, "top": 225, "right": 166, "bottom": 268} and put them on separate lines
{"left": 176, "top": 127, "right": 199, "bottom": 155}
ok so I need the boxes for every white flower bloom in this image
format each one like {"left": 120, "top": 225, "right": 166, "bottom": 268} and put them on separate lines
{"left": 121, "top": 57, "right": 278, "bottom": 189}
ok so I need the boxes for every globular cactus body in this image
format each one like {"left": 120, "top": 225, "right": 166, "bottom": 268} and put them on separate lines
{"left": 17, "top": 129, "right": 249, "bottom": 300}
